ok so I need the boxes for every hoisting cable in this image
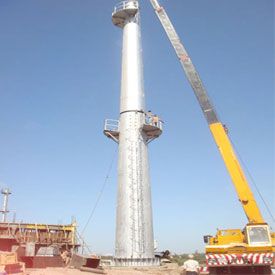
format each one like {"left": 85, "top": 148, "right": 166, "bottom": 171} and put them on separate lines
{"left": 228, "top": 134, "right": 275, "bottom": 224}
{"left": 76, "top": 229, "right": 92, "bottom": 254}
{"left": 80, "top": 148, "right": 117, "bottom": 236}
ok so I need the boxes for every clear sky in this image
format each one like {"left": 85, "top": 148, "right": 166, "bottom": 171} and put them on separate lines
{"left": 0, "top": 0, "right": 274, "bottom": 254}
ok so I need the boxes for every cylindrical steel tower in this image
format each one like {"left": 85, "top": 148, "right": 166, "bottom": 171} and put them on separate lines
{"left": 104, "top": 0, "right": 162, "bottom": 266}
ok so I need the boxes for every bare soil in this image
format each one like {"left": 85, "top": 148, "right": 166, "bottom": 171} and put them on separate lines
{"left": 26, "top": 264, "right": 184, "bottom": 275}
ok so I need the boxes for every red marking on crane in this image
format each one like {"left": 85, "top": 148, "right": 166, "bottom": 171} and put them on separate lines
{"left": 206, "top": 253, "right": 274, "bottom": 265}
{"left": 156, "top": 7, "right": 163, "bottom": 13}
{"left": 180, "top": 54, "right": 189, "bottom": 62}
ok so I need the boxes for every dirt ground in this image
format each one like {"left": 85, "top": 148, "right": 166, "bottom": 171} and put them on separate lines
{"left": 25, "top": 265, "right": 275, "bottom": 275}
{"left": 26, "top": 265, "right": 184, "bottom": 275}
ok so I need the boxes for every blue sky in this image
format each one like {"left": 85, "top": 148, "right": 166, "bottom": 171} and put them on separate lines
{"left": 0, "top": 0, "right": 273, "bottom": 254}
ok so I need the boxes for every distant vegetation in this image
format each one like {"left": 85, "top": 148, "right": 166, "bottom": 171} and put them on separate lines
{"left": 170, "top": 253, "right": 206, "bottom": 266}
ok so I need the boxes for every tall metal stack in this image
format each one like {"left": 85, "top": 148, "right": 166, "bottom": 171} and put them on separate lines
{"left": 104, "top": 0, "right": 162, "bottom": 266}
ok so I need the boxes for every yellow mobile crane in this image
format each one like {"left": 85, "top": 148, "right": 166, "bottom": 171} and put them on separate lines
{"left": 148, "top": 0, "right": 274, "bottom": 273}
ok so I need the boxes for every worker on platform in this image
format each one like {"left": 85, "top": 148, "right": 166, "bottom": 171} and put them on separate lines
{"left": 152, "top": 114, "right": 159, "bottom": 126}
{"left": 182, "top": 254, "right": 200, "bottom": 275}
{"left": 61, "top": 249, "right": 71, "bottom": 265}
{"left": 146, "top": 110, "right": 153, "bottom": 124}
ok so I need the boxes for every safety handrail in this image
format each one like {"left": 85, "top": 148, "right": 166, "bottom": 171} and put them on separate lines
{"left": 113, "top": 1, "right": 139, "bottom": 14}
{"left": 104, "top": 119, "right": 119, "bottom": 132}
{"left": 144, "top": 115, "right": 163, "bottom": 131}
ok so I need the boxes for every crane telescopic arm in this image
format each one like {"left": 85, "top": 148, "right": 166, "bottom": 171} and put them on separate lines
{"left": 149, "top": 0, "right": 264, "bottom": 224}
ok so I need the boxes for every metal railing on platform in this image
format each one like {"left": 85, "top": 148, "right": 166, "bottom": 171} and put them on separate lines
{"left": 113, "top": 1, "right": 139, "bottom": 15}
{"left": 144, "top": 116, "right": 163, "bottom": 131}
{"left": 104, "top": 119, "right": 119, "bottom": 133}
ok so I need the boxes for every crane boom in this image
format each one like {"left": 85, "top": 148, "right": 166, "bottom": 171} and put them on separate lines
{"left": 149, "top": 0, "right": 264, "bottom": 224}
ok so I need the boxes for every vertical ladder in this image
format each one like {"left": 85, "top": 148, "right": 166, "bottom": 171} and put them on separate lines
{"left": 136, "top": 137, "right": 145, "bottom": 255}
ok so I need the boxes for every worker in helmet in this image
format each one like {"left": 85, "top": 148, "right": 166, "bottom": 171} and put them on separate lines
{"left": 152, "top": 114, "right": 159, "bottom": 126}
{"left": 182, "top": 254, "right": 200, "bottom": 275}
{"left": 146, "top": 110, "right": 153, "bottom": 124}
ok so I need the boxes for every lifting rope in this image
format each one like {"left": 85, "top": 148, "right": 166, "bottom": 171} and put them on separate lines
{"left": 229, "top": 135, "right": 275, "bottom": 224}
{"left": 76, "top": 230, "right": 92, "bottom": 254}
{"left": 80, "top": 148, "right": 117, "bottom": 237}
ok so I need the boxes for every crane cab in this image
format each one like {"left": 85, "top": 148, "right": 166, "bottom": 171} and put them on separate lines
{"left": 204, "top": 224, "right": 274, "bottom": 270}
{"left": 205, "top": 224, "right": 272, "bottom": 251}
{"left": 246, "top": 224, "right": 272, "bottom": 247}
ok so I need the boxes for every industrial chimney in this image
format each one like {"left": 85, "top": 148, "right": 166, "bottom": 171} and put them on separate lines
{"left": 104, "top": 0, "right": 162, "bottom": 266}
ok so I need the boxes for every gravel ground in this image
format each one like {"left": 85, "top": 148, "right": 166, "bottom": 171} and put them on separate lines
{"left": 26, "top": 268, "right": 92, "bottom": 275}
{"left": 26, "top": 265, "right": 183, "bottom": 275}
